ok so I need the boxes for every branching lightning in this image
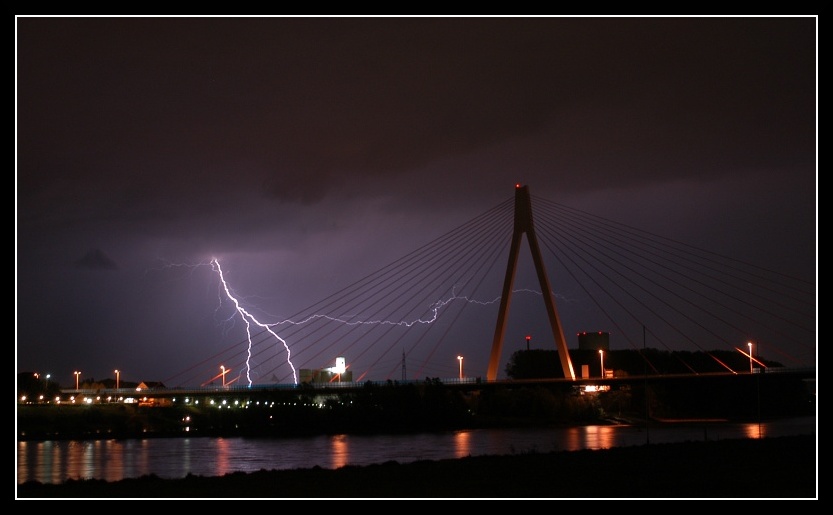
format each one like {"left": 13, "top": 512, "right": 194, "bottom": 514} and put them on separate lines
{"left": 267, "top": 290, "right": 499, "bottom": 329}
{"left": 157, "top": 258, "right": 567, "bottom": 386}
{"left": 210, "top": 258, "right": 297, "bottom": 386}
{"left": 263, "top": 288, "right": 570, "bottom": 329}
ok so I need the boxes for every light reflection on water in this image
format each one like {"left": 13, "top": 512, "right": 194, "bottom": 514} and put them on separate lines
{"left": 216, "top": 438, "right": 231, "bottom": 478}
{"left": 563, "top": 425, "right": 619, "bottom": 451}
{"left": 453, "top": 430, "right": 471, "bottom": 459}
{"left": 17, "top": 417, "right": 815, "bottom": 485}
{"left": 331, "top": 434, "right": 348, "bottom": 469}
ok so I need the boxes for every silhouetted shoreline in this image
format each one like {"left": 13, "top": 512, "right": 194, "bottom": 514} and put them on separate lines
{"left": 17, "top": 434, "right": 817, "bottom": 499}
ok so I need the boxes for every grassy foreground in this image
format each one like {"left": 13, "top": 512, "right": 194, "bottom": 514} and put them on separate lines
{"left": 17, "top": 434, "right": 817, "bottom": 499}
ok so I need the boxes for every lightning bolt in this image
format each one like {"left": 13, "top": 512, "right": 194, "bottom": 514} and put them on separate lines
{"left": 266, "top": 291, "right": 498, "bottom": 329}
{"left": 210, "top": 258, "right": 297, "bottom": 386}
{"left": 262, "top": 288, "right": 561, "bottom": 330}
{"left": 155, "top": 258, "right": 571, "bottom": 386}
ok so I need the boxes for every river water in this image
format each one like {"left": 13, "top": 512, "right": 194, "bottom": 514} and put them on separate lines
{"left": 17, "top": 416, "right": 816, "bottom": 485}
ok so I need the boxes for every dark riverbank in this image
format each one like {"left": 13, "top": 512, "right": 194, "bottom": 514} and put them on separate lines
{"left": 18, "top": 434, "right": 817, "bottom": 499}
{"left": 17, "top": 371, "right": 816, "bottom": 442}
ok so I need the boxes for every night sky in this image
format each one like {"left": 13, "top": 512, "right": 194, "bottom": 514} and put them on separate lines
{"left": 16, "top": 16, "right": 817, "bottom": 388}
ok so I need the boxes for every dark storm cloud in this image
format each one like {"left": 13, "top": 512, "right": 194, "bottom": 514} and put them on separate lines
{"left": 17, "top": 17, "right": 814, "bottom": 215}
{"left": 74, "top": 248, "right": 118, "bottom": 270}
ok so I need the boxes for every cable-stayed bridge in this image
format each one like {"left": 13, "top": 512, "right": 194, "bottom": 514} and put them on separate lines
{"left": 163, "top": 185, "right": 816, "bottom": 389}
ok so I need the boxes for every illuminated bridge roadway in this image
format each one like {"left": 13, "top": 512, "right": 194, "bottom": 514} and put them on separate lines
{"left": 59, "top": 367, "right": 815, "bottom": 405}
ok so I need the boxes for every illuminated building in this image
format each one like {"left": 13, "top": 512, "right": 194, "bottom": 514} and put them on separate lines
{"left": 299, "top": 357, "right": 353, "bottom": 383}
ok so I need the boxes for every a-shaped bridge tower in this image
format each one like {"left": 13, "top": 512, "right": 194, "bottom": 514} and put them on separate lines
{"left": 486, "top": 184, "right": 576, "bottom": 381}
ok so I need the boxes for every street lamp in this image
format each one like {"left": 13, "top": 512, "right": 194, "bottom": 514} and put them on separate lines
{"left": 115, "top": 370, "right": 120, "bottom": 389}
{"left": 457, "top": 356, "right": 464, "bottom": 380}
{"left": 599, "top": 350, "right": 605, "bottom": 378}
{"left": 221, "top": 365, "right": 228, "bottom": 387}
{"left": 74, "top": 371, "right": 81, "bottom": 390}
{"left": 525, "top": 335, "right": 531, "bottom": 351}
{"left": 747, "top": 342, "right": 754, "bottom": 373}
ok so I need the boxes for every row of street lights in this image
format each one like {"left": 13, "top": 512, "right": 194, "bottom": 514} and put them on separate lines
{"left": 71, "top": 369, "right": 121, "bottom": 390}
{"left": 71, "top": 341, "right": 759, "bottom": 391}
{"left": 67, "top": 366, "right": 234, "bottom": 390}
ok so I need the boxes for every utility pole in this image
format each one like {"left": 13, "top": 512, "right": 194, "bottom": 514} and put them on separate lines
{"left": 401, "top": 349, "right": 406, "bottom": 381}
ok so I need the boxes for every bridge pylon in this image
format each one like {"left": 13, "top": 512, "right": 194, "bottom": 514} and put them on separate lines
{"left": 486, "top": 184, "right": 576, "bottom": 381}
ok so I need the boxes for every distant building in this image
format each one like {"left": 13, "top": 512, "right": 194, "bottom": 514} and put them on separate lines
{"left": 577, "top": 331, "right": 610, "bottom": 351}
{"left": 300, "top": 357, "right": 353, "bottom": 384}
{"left": 134, "top": 381, "right": 170, "bottom": 406}
{"left": 136, "top": 381, "right": 166, "bottom": 390}
{"left": 576, "top": 332, "right": 612, "bottom": 380}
